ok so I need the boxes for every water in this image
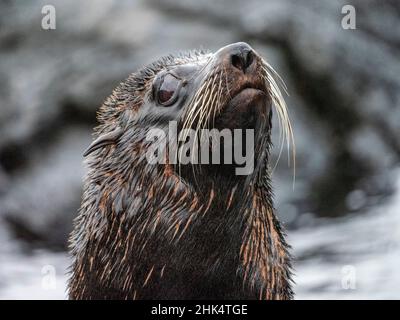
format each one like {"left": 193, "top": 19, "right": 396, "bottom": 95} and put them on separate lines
{"left": 1, "top": 171, "right": 399, "bottom": 300}
{"left": 292, "top": 171, "right": 400, "bottom": 299}
{"left": 0, "top": 243, "right": 68, "bottom": 299}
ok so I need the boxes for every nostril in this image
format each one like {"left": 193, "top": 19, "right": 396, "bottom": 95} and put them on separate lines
{"left": 231, "top": 53, "right": 244, "bottom": 71}
{"left": 245, "top": 50, "right": 254, "bottom": 69}
{"left": 230, "top": 50, "right": 254, "bottom": 72}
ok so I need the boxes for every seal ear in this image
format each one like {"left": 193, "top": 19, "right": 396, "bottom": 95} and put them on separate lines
{"left": 83, "top": 127, "right": 123, "bottom": 157}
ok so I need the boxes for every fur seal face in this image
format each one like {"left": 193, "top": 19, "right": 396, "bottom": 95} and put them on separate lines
{"left": 148, "top": 43, "right": 270, "bottom": 131}
{"left": 70, "top": 42, "right": 294, "bottom": 300}
{"left": 84, "top": 42, "right": 292, "bottom": 181}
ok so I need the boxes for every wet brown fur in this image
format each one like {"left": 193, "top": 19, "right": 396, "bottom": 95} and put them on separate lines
{"left": 68, "top": 48, "right": 293, "bottom": 300}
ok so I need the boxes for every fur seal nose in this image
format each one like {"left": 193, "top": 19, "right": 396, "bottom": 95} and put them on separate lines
{"left": 229, "top": 43, "right": 255, "bottom": 73}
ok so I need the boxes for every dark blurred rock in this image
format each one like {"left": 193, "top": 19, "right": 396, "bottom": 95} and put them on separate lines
{"left": 0, "top": 127, "right": 90, "bottom": 249}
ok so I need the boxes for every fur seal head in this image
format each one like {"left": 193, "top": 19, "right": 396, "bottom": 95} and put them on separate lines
{"left": 84, "top": 42, "right": 293, "bottom": 182}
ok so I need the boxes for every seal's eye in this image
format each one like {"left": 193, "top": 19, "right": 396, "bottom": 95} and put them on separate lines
{"left": 157, "top": 74, "right": 181, "bottom": 106}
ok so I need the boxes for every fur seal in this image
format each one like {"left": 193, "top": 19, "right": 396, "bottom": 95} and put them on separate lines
{"left": 68, "top": 42, "right": 294, "bottom": 300}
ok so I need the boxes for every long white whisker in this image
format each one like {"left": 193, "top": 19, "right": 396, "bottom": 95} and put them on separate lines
{"left": 261, "top": 60, "right": 296, "bottom": 187}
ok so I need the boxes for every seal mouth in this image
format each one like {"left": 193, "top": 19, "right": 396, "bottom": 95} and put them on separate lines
{"left": 226, "top": 77, "right": 269, "bottom": 108}
{"left": 234, "top": 86, "right": 266, "bottom": 99}
{"left": 224, "top": 84, "right": 269, "bottom": 116}
{"left": 230, "top": 87, "right": 267, "bottom": 106}
{"left": 214, "top": 85, "right": 270, "bottom": 132}
{"left": 235, "top": 80, "right": 267, "bottom": 96}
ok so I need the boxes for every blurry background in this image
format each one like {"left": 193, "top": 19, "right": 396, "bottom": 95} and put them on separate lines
{"left": 0, "top": 0, "right": 399, "bottom": 299}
